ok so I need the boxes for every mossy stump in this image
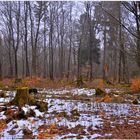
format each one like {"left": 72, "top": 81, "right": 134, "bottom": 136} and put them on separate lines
{"left": 10, "top": 87, "right": 35, "bottom": 107}
{"left": 9, "top": 87, "right": 48, "bottom": 112}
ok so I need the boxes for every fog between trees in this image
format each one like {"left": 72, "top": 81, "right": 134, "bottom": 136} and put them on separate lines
{"left": 0, "top": 1, "right": 139, "bottom": 83}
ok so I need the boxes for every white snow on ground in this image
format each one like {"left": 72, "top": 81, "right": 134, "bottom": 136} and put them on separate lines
{"left": 1, "top": 120, "right": 24, "bottom": 139}
{"left": 6, "top": 91, "right": 16, "bottom": 97}
{"left": 39, "top": 88, "right": 96, "bottom": 96}
{"left": 55, "top": 133, "right": 78, "bottom": 139}
{"left": 91, "top": 134, "right": 102, "bottom": 139}
{"left": 46, "top": 98, "right": 140, "bottom": 117}
{"left": 22, "top": 105, "right": 44, "bottom": 117}
{"left": 1, "top": 118, "right": 45, "bottom": 139}
{"left": 22, "top": 106, "right": 29, "bottom": 114}
{"left": 34, "top": 109, "right": 43, "bottom": 117}
{"left": 39, "top": 87, "right": 124, "bottom": 96}
{"left": 0, "top": 90, "right": 15, "bottom": 104}
{"left": 71, "top": 88, "right": 96, "bottom": 96}
{"left": 0, "top": 111, "right": 6, "bottom": 119}
{"left": 0, "top": 88, "right": 140, "bottom": 139}
{"left": 58, "top": 114, "right": 103, "bottom": 129}
{"left": 0, "top": 98, "right": 11, "bottom": 103}
{"left": 105, "top": 88, "right": 125, "bottom": 94}
{"left": 105, "top": 88, "right": 111, "bottom": 94}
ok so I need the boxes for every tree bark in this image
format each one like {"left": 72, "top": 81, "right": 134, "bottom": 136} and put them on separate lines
{"left": 67, "top": 4, "right": 72, "bottom": 80}
{"left": 49, "top": 4, "right": 54, "bottom": 80}
{"left": 43, "top": 6, "right": 47, "bottom": 78}
{"left": 24, "top": 2, "right": 30, "bottom": 77}
{"left": 103, "top": 24, "right": 107, "bottom": 81}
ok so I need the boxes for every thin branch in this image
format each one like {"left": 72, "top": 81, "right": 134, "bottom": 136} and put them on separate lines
{"left": 98, "top": 3, "right": 140, "bottom": 39}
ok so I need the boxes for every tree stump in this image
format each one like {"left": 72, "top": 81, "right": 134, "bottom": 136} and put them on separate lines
{"left": 10, "top": 87, "right": 35, "bottom": 107}
{"left": 9, "top": 87, "right": 48, "bottom": 112}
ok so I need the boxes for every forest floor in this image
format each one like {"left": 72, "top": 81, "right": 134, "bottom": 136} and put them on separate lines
{"left": 0, "top": 78, "right": 140, "bottom": 139}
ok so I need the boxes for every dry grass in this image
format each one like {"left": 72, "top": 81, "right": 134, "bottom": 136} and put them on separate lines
{"left": 131, "top": 78, "right": 140, "bottom": 92}
{"left": 96, "top": 94, "right": 112, "bottom": 103}
{"left": 85, "top": 78, "right": 105, "bottom": 89}
{"left": 0, "top": 77, "right": 74, "bottom": 89}
{"left": 0, "top": 120, "right": 7, "bottom": 133}
{"left": 0, "top": 77, "right": 131, "bottom": 92}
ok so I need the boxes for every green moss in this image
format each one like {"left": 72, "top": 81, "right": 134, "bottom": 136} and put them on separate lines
{"left": 10, "top": 87, "right": 48, "bottom": 113}
{"left": 95, "top": 88, "right": 104, "bottom": 96}
{"left": 15, "top": 78, "right": 22, "bottom": 84}
{"left": 10, "top": 87, "right": 35, "bottom": 107}
{"left": 0, "top": 91, "right": 6, "bottom": 98}
{"left": 36, "top": 101, "right": 48, "bottom": 112}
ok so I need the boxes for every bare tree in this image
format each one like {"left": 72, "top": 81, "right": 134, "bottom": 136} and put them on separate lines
{"left": 67, "top": 2, "right": 73, "bottom": 80}
{"left": 49, "top": 3, "right": 55, "bottom": 80}
{"left": 24, "top": 1, "right": 30, "bottom": 77}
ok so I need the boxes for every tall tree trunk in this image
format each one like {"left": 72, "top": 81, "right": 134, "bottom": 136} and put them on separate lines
{"left": 49, "top": 5, "right": 54, "bottom": 80}
{"left": 103, "top": 24, "right": 107, "bottom": 81}
{"left": 29, "top": 2, "right": 36, "bottom": 76}
{"left": 22, "top": 44, "right": 25, "bottom": 77}
{"left": 89, "top": 8, "right": 93, "bottom": 80}
{"left": 135, "top": 2, "right": 140, "bottom": 70}
{"left": 24, "top": 2, "right": 30, "bottom": 77}
{"left": 14, "top": 50, "right": 18, "bottom": 78}
{"left": 0, "top": 62, "right": 2, "bottom": 79}
{"left": 67, "top": 4, "right": 72, "bottom": 80}
{"left": 9, "top": 2, "right": 15, "bottom": 77}
{"left": 77, "top": 40, "right": 81, "bottom": 79}
{"left": 43, "top": 12, "right": 47, "bottom": 78}
{"left": 60, "top": 3, "right": 65, "bottom": 78}
{"left": 0, "top": 38, "right": 2, "bottom": 79}
{"left": 118, "top": 2, "right": 122, "bottom": 83}
{"left": 113, "top": 46, "right": 117, "bottom": 83}
{"left": 8, "top": 39, "right": 13, "bottom": 77}
{"left": 118, "top": 2, "right": 127, "bottom": 83}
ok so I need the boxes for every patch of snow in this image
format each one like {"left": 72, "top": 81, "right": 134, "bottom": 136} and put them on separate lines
{"left": 105, "top": 88, "right": 111, "bottom": 94}
{"left": 91, "top": 133, "right": 101, "bottom": 138}
{"left": 30, "top": 106, "right": 37, "bottom": 110}
{"left": 128, "top": 120, "right": 135, "bottom": 125}
{"left": 0, "top": 111, "right": 6, "bottom": 119}
{"left": 22, "top": 106, "right": 29, "bottom": 114}
{"left": 57, "top": 114, "right": 103, "bottom": 129}
{"left": 104, "top": 133, "right": 112, "bottom": 136}
{"left": 34, "top": 109, "right": 43, "bottom": 117}
{"left": 114, "top": 94, "right": 119, "bottom": 97}
{"left": 6, "top": 91, "right": 16, "bottom": 97}
{"left": 71, "top": 88, "right": 96, "bottom": 96}
{"left": 1, "top": 118, "right": 44, "bottom": 139}
{"left": 56, "top": 133, "right": 78, "bottom": 139}
{"left": 21, "top": 105, "right": 43, "bottom": 117}
{"left": 39, "top": 88, "right": 96, "bottom": 96}
{"left": 0, "top": 98, "right": 11, "bottom": 103}
{"left": 1, "top": 88, "right": 140, "bottom": 139}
